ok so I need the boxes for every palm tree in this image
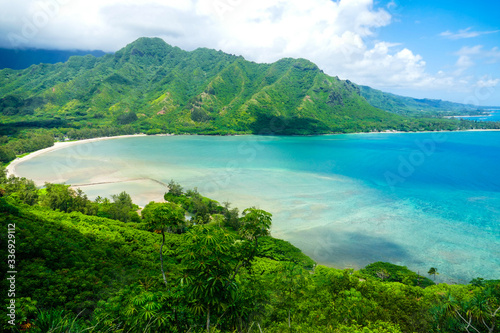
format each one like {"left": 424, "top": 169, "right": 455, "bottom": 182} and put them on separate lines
{"left": 428, "top": 267, "right": 439, "bottom": 281}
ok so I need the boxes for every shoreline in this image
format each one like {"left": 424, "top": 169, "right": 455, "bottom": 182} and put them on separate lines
{"left": 348, "top": 128, "right": 500, "bottom": 135}
{"left": 6, "top": 129, "right": 500, "bottom": 179}
{"left": 4, "top": 129, "right": 498, "bottom": 283}
{"left": 5, "top": 134, "right": 148, "bottom": 178}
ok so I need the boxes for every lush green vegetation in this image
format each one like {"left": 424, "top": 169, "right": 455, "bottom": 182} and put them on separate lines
{"left": 1, "top": 38, "right": 499, "bottom": 331}
{"left": 358, "top": 85, "right": 496, "bottom": 117}
{"left": 1, "top": 37, "right": 499, "bottom": 164}
{"left": 1, "top": 172, "right": 499, "bottom": 332}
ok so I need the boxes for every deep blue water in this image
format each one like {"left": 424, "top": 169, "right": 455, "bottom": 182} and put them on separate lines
{"left": 15, "top": 132, "right": 500, "bottom": 282}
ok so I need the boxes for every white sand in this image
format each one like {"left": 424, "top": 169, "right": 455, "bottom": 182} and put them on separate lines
{"left": 5, "top": 134, "right": 147, "bottom": 178}
{"left": 349, "top": 128, "right": 500, "bottom": 135}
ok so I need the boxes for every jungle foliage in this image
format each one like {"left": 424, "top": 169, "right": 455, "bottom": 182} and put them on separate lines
{"left": 1, "top": 173, "right": 499, "bottom": 332}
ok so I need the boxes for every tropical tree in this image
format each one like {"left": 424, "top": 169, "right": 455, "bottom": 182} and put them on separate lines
{"left": 142, "top": 201, "right": 186, "bottom": 287}
{"left": 167, "top": 179, "right": 184, "bottom": 197}
{"left": 0, "top": 146, "right": 16, "bottom": 163}
{"left": 72, "top": 188, "right": 98, "bottom": 215}
{"left": 271, "top": 260, "right": 308, "bottom": 332}
{"left": 41, "top": 183, "right": 74, "bottom": 212}
{"left": 428, "top": 267, "right": 439, "bottom": 281}
{"left": 435, "top": 285, "right": 500, "bottom": 333}
{"left": 180, "top": 226, "right": 238, "bottom": 332}
{"left": 4, "top": 176, "right": 39, "bottom": 205}
{"left": 178, "top": 208, "right": 272, "bottom": 332}
{"left": 231, "top": 208, "right": 273, "bottom": 281}
{"left": 142, "top": 201, "right": 186, "bottom": 234}
{"left": 0, "top": 166, "right": 7, "bottom": 184}
{"left": 239, "top": 207, "right": 272, "bottom": 247}
{"left": 110, "top": 191, "right": 139, "bottom": 222}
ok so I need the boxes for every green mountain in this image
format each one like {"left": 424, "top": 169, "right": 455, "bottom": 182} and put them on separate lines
{"left": 358, "top": 85, "right": 491, "bottom": 117}
{"left": 2, "top": 37, "right": 495, "bottom": 139}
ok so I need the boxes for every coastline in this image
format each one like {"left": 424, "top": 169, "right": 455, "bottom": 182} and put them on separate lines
{"left": 4, "top": 129, "right": 499, "bottom": 283}
{"left": 339, "top": 128, "right": 500, "bottom": 136}
{"left": 5, "top": 134, "right": 148, "bottom": 178}
{"left": 6, "top": 128, "right": 500, "bottom": 179}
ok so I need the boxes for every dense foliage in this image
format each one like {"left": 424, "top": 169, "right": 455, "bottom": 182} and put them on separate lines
{"left": 1, "top": 37, "right": 499, "bottom": 164}
{"left": 1, "top": 37, "right": 499, "bottom": 332}
{"left": 358, "top": 85, "right": 494, "bottom": 117}
{"left": 1, "top": 172, "right": 498, "bottom": 332}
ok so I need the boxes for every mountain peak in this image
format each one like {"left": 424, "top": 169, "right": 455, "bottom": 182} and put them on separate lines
{"left": 1, "top": 38, "right": 493, "bottom": 137}
{"left": 127, "top": 37, "right": 170, "bottom": 49}
{"left": 114, "top": 37, "right": 177, "bottom": 63}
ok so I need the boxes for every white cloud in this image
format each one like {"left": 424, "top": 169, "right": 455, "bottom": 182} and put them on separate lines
{"left": 485, "top": 47, "right": 500, "bottom": 63}
{"left": 455, "top": 45, "right": 500, "bottom": 68}
{"left": 340, "top": 43, "right": 427, "bottom": 86}
{"left": 0, "top": 0, "right": 392, "bottom": 54}
{"left": 0, "top": 0, "right": 499, "bottom": 104}
{"left": 440, "top": 27, "right": 499, "bottom": 40}
{"left": 456, "top": 55, "right": 474, "bottom": 69}
{"left": 456, "top": 45, "right": 483, "bottom": 56}
{"left": 475, "top": 76, "right": 499, "bottom": 88}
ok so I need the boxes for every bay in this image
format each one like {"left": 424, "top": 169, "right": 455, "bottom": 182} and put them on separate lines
{"left": 456, "top": 110, "right": 500, "bottom": 122}
{"left": 15, "top": 132, "right": 500, "bottom": 283}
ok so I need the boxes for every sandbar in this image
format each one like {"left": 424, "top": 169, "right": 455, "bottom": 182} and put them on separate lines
{"left": 6, "top": 134, "right": 147, "bottom": 178}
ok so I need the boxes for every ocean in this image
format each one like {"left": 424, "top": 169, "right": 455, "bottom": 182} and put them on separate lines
{"left": 457, "top": 110, "right": 500, "bottom": 122}
{"left": 15, "top": 132, "right": 500, "bottom": 283}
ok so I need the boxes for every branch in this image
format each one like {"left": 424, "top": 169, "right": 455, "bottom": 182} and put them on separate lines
{"left": 481, "top": 317, "right": 492, "bottom": 333}
{"left": 455, "top": 309, "right": 481, "bottom": 333}
{"left": 493, "top": 305, "right": 500, "bottom": 317}
{"left": 226, "top": 239, "right": 258, "bottom": 288}
{"left": 160, "top": 229, "right": 168, "bottom": 288}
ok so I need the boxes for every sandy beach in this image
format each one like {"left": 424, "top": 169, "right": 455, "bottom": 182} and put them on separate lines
{"left": 6, "top": 129, "right": 500, "bottom": 179}
{"left": 337, "top": 128, "right": 500, "bottom": 136}
{"left": 5, "top": 134, "right": 147, "bottom": 178}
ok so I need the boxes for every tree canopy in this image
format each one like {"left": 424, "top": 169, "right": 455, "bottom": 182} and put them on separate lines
{"left": 0, "top": 176, "right": 499, "bottom": 332}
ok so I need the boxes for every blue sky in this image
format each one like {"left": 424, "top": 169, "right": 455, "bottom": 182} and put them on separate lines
{"left": 0, "top": 0, "right": 499, "bottom": 105}
{"left": 373, "top": 0, "right": 500, "bottom": 104}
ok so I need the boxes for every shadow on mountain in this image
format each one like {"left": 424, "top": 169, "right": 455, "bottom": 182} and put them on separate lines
{"left": 250, "top": 113, "right": 330, "bottom": 135}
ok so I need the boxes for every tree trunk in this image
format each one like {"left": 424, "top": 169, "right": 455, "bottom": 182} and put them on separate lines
{"left": 160, "top": 229, "right": 168, "bottom": 287}
{"left": 288, "top": 308, "right": 291, "bottom": 332}
{"left": 207, "top": 305, "right": 210, "bottom": 333}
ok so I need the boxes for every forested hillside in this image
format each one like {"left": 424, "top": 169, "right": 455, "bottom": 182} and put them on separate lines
{"left": 1, "top": 37, "right": 499, "bottom": 165}
{"left": 1, "top": 38, "right": 498, "bottom": 143}
{"left": 358, "top": 85, "right": 493, "bottom": 117}
{"left": 0, "top": 37, "right": 400, "bottom": 135}
{"left": 1, "top": 171, "right": 499, "bottom": 332}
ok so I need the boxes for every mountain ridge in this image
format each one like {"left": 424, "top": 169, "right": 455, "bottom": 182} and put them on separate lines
{"left": 358, "top": 85, "right": 493, "bottom": 117}
{"left": 0, "top": 37, "right": 498, "bottom": 137}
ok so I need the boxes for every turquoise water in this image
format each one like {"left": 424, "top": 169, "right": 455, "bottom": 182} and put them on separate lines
{"left": 15, "top": 132, "right": 500, "bottom": 283}
{"left": 458, "top": 110, "right": 500, "bottom": 122}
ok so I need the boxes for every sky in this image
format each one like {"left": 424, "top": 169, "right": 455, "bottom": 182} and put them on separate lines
{"left": 0, "top": 0, "right": 499, "bottom": 106}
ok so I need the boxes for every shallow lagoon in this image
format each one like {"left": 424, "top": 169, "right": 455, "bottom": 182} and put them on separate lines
{"left": 16, "top": 132, "right": 500, "bottom": 282}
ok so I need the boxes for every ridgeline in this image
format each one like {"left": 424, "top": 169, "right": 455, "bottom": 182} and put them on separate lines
{"left": 1, "top": 38, "right": 498, "bottom": 141}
